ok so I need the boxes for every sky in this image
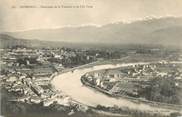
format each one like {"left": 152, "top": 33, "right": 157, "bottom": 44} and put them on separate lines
{"left": 1, "top": 0, "right": 182, "bottom": 32}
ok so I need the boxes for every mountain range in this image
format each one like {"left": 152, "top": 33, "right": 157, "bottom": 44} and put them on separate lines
{"left": 1, "top": 17, "right": 182, "bottom": 47}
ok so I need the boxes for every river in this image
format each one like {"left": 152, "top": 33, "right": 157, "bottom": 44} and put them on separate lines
{"left": 51, "top": 62, "right": 181, "bottom": 115}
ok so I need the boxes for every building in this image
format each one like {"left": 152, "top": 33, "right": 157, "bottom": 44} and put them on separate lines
{"left": 30, "top": 84, "right": 44, "bottom": 96}
{"left": 30, "top": 96, "right": 41, "bottom": 104}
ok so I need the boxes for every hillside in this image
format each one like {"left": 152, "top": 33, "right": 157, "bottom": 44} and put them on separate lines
{"left": 0, "top": 34, "right": 68, "bottom": 49}
{"left": 0, "top": 34, "right": 29, "bottom": 48}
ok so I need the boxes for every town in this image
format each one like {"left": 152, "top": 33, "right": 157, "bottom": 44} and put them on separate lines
{"left": 0, "top": 45, "right": 132, "bottom": 115}
{"left": 81, "top": 61, "right": 182, "bottom": 105}
{"left": 1, "top": 44, "right": 182, "bottom": 117}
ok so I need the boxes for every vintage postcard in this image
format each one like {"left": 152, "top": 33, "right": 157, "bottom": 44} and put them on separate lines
{"left": 0, "top": 0, "right": 182, "bottom": 117}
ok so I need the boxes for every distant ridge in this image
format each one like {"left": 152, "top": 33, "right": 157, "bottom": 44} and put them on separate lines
{"left": 0, "top": 34, "right": 74, "bottom": 49}
{"left": 2, "top": 17, "right": 182, "bottom": 47}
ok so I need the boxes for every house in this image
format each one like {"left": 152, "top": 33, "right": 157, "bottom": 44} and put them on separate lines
{"left": 6, "top": 76, "right": 17, "bottom": 82}
{"left": 30, "top": 96, "right": 41, "bottom": 104}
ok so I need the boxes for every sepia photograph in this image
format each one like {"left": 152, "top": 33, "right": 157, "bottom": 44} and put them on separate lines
{"left": 0, "top": 0, "right": 182, "bottom": 117}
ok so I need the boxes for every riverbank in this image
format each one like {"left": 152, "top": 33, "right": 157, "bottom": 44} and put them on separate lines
{"left": 51, "top": 61, "right": 182, "bottom": 116}
{"left": 81, "top": 76, "right": 182, "bottom": 111}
